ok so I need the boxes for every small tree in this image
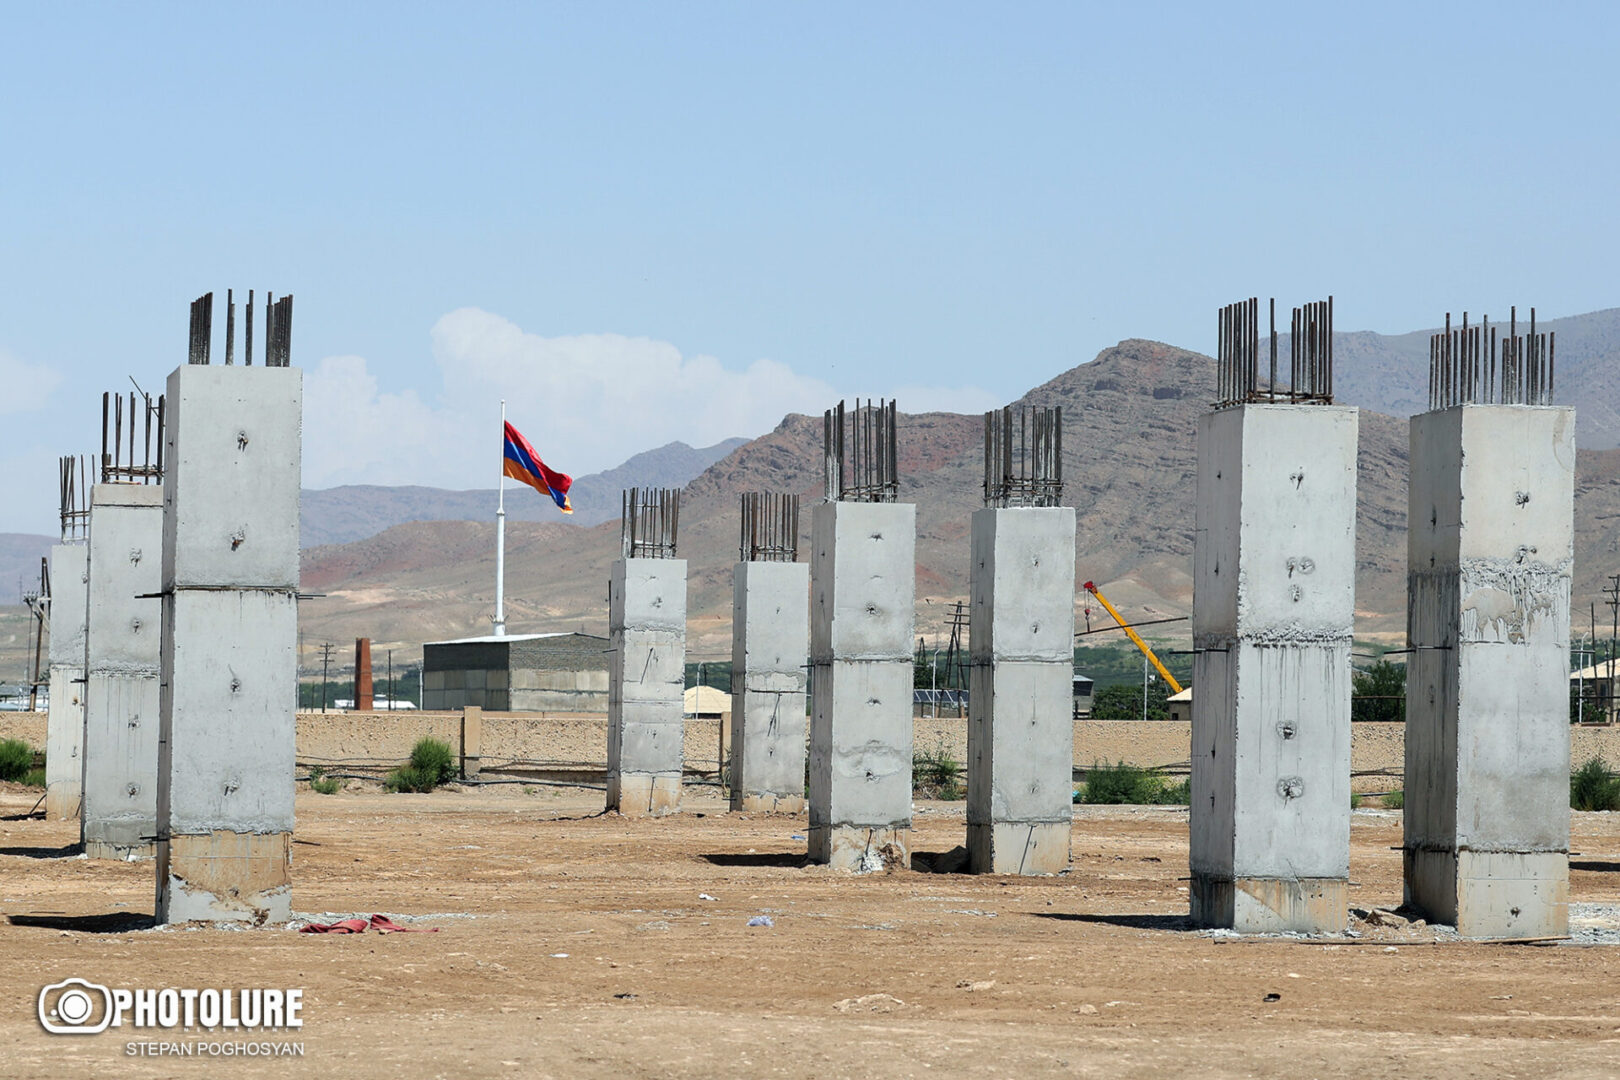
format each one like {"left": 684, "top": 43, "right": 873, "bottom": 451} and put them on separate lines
{"left": 1090, "top": 684, "right": 1170, "bottom": 722}
{"left": 1351, "top": 660, "right": 1406, "bottom": 723}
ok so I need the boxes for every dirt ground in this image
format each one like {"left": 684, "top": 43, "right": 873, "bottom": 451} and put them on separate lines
{"left": 4, "top": 786, "right": 1620, "bottom": 1080}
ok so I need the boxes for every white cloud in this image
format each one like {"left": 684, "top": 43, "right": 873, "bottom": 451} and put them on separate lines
{"left": 0, "top": 350, "right": 62, "bottom": 416}
{"left": 301, "top": 308, "right": 999, "bottom": 490}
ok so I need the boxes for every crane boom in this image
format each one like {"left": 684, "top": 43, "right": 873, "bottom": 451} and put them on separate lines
{"left": 1081, "top": 581, "right": 1185, "bottom": 695}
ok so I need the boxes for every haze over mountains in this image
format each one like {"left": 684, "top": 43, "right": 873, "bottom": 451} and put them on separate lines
{"left": 10, "top": 309, "right": 1620, "bottom": 671}
{"left": 292, "top": 313, "right": 1620, "bottom": 666}
{"left": 299, "top": 437, "right": 746, "bottom": 546}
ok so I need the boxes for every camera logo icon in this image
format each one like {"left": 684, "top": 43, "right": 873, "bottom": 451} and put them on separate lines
{"left": 38, "top": 978, "right": 114, "bottom": 1035}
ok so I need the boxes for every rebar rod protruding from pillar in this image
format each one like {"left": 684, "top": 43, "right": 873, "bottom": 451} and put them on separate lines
{"left": 265, "top": 293, "right": 294, "bottom": 367}
{"left": 1426, "top": 306, "right": 1555, "bottom": 410}
{"left": 188, "top": 293, "right": 213, "bottom": 365}
{"left": 58, "top": 454, "right": 90, "bottom": 541}
{"left": 621, "top": 487, "right": 681, "bottom": 558}
{"left": 983, "top": 404, "right": 1063, "bottom": 507}
{"left": 99, "top": 389, "right": 165, "bottom": 484}
{"left": 739, "top": 492, "right": 799, "bottom": 562}
{"left": 1217, "top": 296, "right": 1335, "bottom": 407}
{"left": 823, "top": 398, "right": 898, "bottom": 502}
{"left": 187, "top": 289, "right": 293, "bottom": 369}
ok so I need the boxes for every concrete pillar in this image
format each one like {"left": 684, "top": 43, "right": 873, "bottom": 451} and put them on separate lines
{"left": 966, "top": 506, "right": 1076, "bottom": 874}
{"left": 729, "top": 559, "right": 809, "bottom": 813}
{"left": 155, "top": 364, "right": 301, "bottom": 924}
{"left": 79, "top": 485, "right": 165, "bottom": 859}
{"left": 808, "top": 501, "right": 915, "bottom": 869}
{"left": 1404, "top": 405, "right": 1573, "bottom": 938}
{"left": 44, "top": 543, "right": 88, "bottom": 821}
{"left": 460, "top": 705, "right": 482, "bottom": 780}
{"left": 606, "top": 557, "right": 686, "bottom": 816}
{"left": 1190, "top": 404, "right": 1358, "bottom": 932}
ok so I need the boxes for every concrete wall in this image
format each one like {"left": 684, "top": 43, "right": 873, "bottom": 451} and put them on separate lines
{"left": 80, "top": 485, "right": 164, "bottom": 858}
{"left": 1191, "top": 404, "right": 1358, "bottom": 933}
{"left": 966, "top": 506, "right": 1076, "bottom": 874}
{"left": 606, "top": 558, "right": 686, "bottom": 815}
{"left": 423, "top": 635, "right": 611, "bottom": 712}
{"left": 156, "top": 364, "right": 302, "bottom": 924}
{"left": 730, "top": 560, "right": 809, "bottom": 813}
{"left": 1406, "top": 405, "right": 1574, "bottom": 939}
{"left": 808, "top": 501, "right": 915, "bottom": 869}
{"left": 44, "top": 542, "right": 87, "bottom": 820}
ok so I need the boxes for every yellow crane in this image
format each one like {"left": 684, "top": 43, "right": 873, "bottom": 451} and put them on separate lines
{"left": 1081, "top": 581, "right": 1184, "bottom": 695}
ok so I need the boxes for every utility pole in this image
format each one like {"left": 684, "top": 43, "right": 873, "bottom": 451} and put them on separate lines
{"left": 1606, "top": 576, "right": 1620, "bottom": 723}
{"left": 318, "top": 641, "right": 335, "bottom": 714}
{"left": 387, "top": 648, "right": 394, "bottom": 711}
{"left": 1141, "top": 654, "right": 1149, "bottom": 723}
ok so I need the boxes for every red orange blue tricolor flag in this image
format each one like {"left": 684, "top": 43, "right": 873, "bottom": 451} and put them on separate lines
{"left": 503, "top": 421, "right": 573, "bottom": 514}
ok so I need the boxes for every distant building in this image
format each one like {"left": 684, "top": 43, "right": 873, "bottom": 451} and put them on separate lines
{"left": 422, "top": 632, "right": 610, "bottom": 713}
{"left": 1166, "top": 685, "right": 1191, "bottom": 723}
{"left": 1570, "top": 662, "right": 1620, "bottom": 724}
{"left": 1072, "top": 673, "right": 1095, "bottom": 719}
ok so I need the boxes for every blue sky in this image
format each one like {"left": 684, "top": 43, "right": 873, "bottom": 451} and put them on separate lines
{"left": 3, "top": 2, "right": 1617, "bottom": 534}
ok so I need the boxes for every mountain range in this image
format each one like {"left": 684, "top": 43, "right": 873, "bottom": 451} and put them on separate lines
{"left": 10, "top": 307, "right": 1620, "bottom": 677}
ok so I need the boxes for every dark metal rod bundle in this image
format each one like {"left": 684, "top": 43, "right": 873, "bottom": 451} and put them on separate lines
{"left": 621, "top": 486, "right": 681, "bottom": 558}
{"left": 983, "top": 404, "right": 1063, "bottom": 507}
{"left": 188, "top": 292, "right": 212, "bottom": 365}
{"left": 1426, "top": 305, "right": 1555, "bottom": 408}
{"left": 739, "top": 492, "right": 800, "bottom": 561}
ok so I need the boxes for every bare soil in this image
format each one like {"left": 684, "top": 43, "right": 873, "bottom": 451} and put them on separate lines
{"left": 4, "top": 784, "right": 1620, "bottom": 1079}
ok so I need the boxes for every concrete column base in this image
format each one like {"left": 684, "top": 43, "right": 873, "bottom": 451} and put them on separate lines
{"left": 1404, "top": 848, "right": 1568, "bottom": 938}
{"left": 156, "top": 830, "right": 292, "bottom": 924}
{"left": 44, "top": 786, "right": 81, "bottom": 822}
{"left": 808, "top": 825, "right": 909, "bottom": 871}
{"left": 1190, "top": 874, "right": 1347, "bottom": 934}
{"left": 608, "top": 773, "right": 681, "bottom": 817}
{"left": 731, "top": 792, "right": 806, "bottom": 815}
{"left": 85, "top": 840, "right": 154, "bottom": 861}
{"left": 966, "top": 821, "right": 1070, "bottom": 875}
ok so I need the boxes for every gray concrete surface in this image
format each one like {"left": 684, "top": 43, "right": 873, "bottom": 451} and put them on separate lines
{"left": 1191, "top": 404, "right": 1358, "bottom": 932}
{"left": 79, "top": 485, "right": 164, "bottom": 859}
{"left": 966, "top": 506, "right": 1076, "bottom": 874}
{"left": 156, "top": 364, "right": 302, "bottom": 924}
{"left": 808, "top": 501, "right": 916, "bottom": 869}
{"left": 729, "top": 559, "right": 809, "bottom": 813}
{"left": 606, "top": 557, "right": 687, "bottom": 816}
{"left": 44, "top": 542, "right": 87, "bottom": 821}
{"left": 1405, "top": 404, "right": 1575, "bottom": 939}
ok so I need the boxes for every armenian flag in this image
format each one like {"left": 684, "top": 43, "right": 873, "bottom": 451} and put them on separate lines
{"left": 503, "top": 421, "right": 573, "bottom": 514}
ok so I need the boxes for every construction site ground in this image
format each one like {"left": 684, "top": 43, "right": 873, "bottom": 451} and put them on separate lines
{"left": 3, "top": 784, "right": 1619, "bottom": 1080}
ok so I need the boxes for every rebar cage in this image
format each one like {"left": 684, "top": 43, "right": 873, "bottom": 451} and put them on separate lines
{"left": 739, "top": 492, "right": 799, "bottom": 562}
{"left": 1216, "top": 295, "right": 1334, "bottom": 407}
{"left": 983, "top": 405, "right": 1063, "bottom": 508}
{"left": 1428, "top": 307, "right": 1554, "bottom": 410}
{"left": 58, "top": 454, "right": 90, "bottom": 542}
{"left": 823, "top": 398, "right": 898, "bottom": 503}
{"left": 100, "top": 389, "right": 165, "bottom": 484}
{"left": 189, "top": 289, "right": 294, "bottom": 367}
{"left": 621, "top": 487, "right": 681, "bottom": 559}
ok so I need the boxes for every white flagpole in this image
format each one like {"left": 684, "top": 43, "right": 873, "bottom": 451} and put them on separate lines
{"left": 493, "top": 399, "right": 507, "bottom": 637}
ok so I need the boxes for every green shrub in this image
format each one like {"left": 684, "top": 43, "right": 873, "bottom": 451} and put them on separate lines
{"left": 384, "top": 765, "right": 436, "bottom": 793}
{"left": 1080, "top": 761, "right": 1187, "bottom": 805}
{"left": 913, "top": 750, "right": 964, "bottom": 800}
{"left": 1382, "top": 790, "right": 1404, "bottom": 810}
{"left": 311, "top": 776, "right": 341, "bottom": 795}
{"left": 1350, "top": 792, "right": 1363, "bottom": 810}
{"left": 1571, "top": 757, "right": 1620, "bottom": 812}
{"left": 409, "top": 737, "right": 457, "bottom": 787}
{"left": 1152, "top": 777, "right": 1191, "bottom": 805}
{"left": 20, "top": 767, "right": 46, "bottom": 788}
{"left": 0, "top": 739, "right": 35, "bottom": 782}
